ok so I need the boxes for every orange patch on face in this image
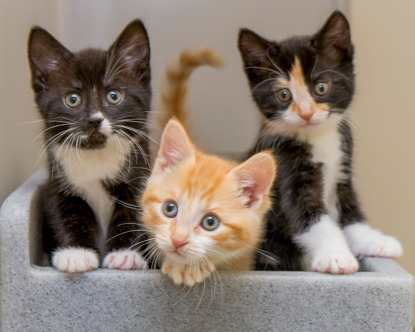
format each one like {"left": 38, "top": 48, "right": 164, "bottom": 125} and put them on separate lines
{"left": 277, "top": 57, "right": 331, "bottom": 121}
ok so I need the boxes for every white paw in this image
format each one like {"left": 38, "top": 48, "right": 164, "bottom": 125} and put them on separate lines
{"left": 344, "top": 223, "right": 403, "bottom": 258}
{"left": 364, "top": 235, "right": 403, "bottom": 258}
{"left": 103, "top": 250, "right": 148, "bottom": 270}
{"left": 52, "top": 247, "right": 99, "bottom": 273}
{"left": 161, "top": 260, "right": 213, "bottom": 286}
{"left": 311, "top": 250, "right": 358, "bottom": 274}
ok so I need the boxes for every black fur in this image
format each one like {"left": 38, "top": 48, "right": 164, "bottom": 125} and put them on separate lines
{"left": 28, "top": 20, "right": 151, "bottom": 265}
{"left": 238, "top": 11, "right": 366, "bottom": 270}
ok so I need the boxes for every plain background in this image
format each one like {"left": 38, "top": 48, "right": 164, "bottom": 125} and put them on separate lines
{"left": 1, "top": 0, "right": 414, "bottom": 323}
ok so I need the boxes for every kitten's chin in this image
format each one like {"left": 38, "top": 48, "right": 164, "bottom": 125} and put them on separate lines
{"left": 166, "top": 251, "right": 190, "bottom": 264}
{"left": 81, "top": 132, "right": 109, "bottom": 149}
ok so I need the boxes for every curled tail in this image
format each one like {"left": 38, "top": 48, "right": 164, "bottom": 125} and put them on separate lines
{"left": 150, "top": 47, "right": 223, "bottom": 159}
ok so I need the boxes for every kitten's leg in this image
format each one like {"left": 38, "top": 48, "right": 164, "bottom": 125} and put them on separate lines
{"left": 104, "top": 189, "right": 148, "bottom": 270}
{"left": 337, "top": 181, "right": 403, "bottom": 258}
{"left": 277, "top": 153, "right": 357, "bottom": 274}
{"left": 161, "top": 259, "right": 213, "bottom": 286}
{"left": 42, "top": 189, "right": 101, "bottom": 273}
{"left": 295, "top": 215, "right": 358, "bottom": 274}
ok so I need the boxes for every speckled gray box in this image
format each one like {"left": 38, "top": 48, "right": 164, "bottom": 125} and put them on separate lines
{"left": 1, "top": 172, "right": 414, "bottom": 332}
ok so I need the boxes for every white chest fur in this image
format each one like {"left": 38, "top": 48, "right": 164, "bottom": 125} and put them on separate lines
{"left": 307, "top": 127, "right": 343, "bottom": 220}
{"left": 53, "top": 136, "right": 131, "bottom": 232}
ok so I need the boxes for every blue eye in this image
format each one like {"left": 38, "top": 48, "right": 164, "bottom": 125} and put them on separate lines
{"left": 106, "top": 90, "right": 123, "bottom": 104}
{"left": 201, "top": 215, "right": 220, "bottom": 231}
{"left": 64, "top": 93, "right": 82, "bottom": 108}
{"left": 162, "top": 201, "right": 178, "bottom": 218}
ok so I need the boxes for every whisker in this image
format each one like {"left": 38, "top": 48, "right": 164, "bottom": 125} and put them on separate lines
{"left": 252, "top": 77, "right": 277, "bottom": 92}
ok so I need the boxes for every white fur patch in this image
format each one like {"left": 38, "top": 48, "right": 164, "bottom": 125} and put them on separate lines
{"left": 308, "top": 126, "right": 344, "bottom": 220}
{"left": 103, "top": 249, "right": 148, "bottom": 270}
{"left": 53, "top": 136, "right": 132, "bottom": 233}
{"left": 295, "top": 215, "right": 358, "bottom": 274}
{"left": 343, "top": 223, "right": 403, "bottom": 258}
{"left": 52, "top": 247, "right": 99, "bottom": 273}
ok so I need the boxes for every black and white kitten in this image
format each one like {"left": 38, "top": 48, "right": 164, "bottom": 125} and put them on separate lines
{"left": 238, "top": 11, "right": 402, "bottom": 273}
{"left": 28, "top": 20, "right": 151, "bottom": 272}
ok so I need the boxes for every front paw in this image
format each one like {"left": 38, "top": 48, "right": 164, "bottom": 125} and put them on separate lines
{"left": 103, "top": 249, "right": 148, "bottom": 270}
{"left": 355, "top": 235, "right": 403, "bottom": 258}
{"left": 52, "top": 247, "right": 99, "bottom": 273}
{"left": 344, "top": 224, "right": 403, "bottom": 258}
{"left": 311, "top": 250, "right": 358, "bottom": 274}
{"left": 161, "top": 260, "right": 213, "bottom": 286}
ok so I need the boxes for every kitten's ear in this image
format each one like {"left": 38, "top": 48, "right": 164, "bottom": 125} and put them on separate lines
{"left": 238, "top": 28, "right": 277, "bottom": 68}
{"left": 153, "top": 119, "right": 195, "bottom": 174}
{"left": 228, "top": 152, "right": 276, "bottom": 209}
{"left": 312, "top": 11, "right": 353, "bottom": 60}
{"left": 27, "top": 27, "right": 72, "bottom": 91}
{"left": 107, "top": 19, "right": 150, "bottom": 83}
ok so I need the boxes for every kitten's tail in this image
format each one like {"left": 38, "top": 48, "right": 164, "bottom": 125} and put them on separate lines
{"left": 150, "top": 47, "right": 223, "bottom": 158}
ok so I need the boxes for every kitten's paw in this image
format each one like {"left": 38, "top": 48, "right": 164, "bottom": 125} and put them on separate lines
{"left": 103, "top": 250, "right": 148, "bottom": 270}
{"left": 161, "top": 260, "right": 213, "bottom": 286}
{"left": 52, "top": 247, "right": 99, "bottom": 273}
{"left": 344, "top": 224, "right": 403, "bottom": 258}
{"left": 364, "top": 235, "right": 403, "bottom": 258}
{"left": 161, "top": 260, "right": 186, "bottom": 284}
{"left": 311, "top": 250, "right": 358, "bottom": 274}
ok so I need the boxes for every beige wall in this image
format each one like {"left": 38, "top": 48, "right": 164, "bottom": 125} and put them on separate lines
{"left": 348, "top": 0, "right": 415, "bottom": 305}
{"left": 0, "top": 0, "right": 59, "bottom": 202}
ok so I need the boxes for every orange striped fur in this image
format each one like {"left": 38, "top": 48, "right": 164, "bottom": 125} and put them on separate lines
{"left": 142, "top": 48, "right": 276, "bottom": 286}
{"left": 141, "top": 119, "right": 276, "bottom": 285}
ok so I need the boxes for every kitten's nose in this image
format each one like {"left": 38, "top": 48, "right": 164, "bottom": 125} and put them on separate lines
{"left": 88, "top": 117, "right": 103, "bottom": 129}
{"left": 299, "top": 107, "right": 314, "bottom": 121}
{"left": 171, "top": 236, "right": 188, "bottom": 249}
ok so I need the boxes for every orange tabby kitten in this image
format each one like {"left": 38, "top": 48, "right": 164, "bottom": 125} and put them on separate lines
{"left": 141, "top": 49, "right": 277, "bottom": 286}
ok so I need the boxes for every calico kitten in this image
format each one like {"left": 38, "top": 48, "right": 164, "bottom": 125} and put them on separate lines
{"left": 28, "top": 20, "right": 151, "bottom": 272}
{"left": 141, "top": 49, "right": 276, "bottom": 286}
{"left": 238, "top": 11, "right": 402, "bottom": 273}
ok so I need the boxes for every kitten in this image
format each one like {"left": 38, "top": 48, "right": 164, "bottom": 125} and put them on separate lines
{"left": 28, "top": 20, "right": 151, "bottom": 272}
{"left": 141, "top": 49, "right": 277, "bottom": 286}
{"left": 238, "top": 11, "right": 402, "bottom": 273}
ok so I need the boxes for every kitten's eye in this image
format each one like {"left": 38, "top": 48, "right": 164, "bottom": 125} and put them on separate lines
{"left": 201, "top": 215, "right": 220, "bottom": 231}
{"left": 162, "top": 201, "right": 178, "bottom": 218}
{"left": 314, "top": 82, "right": 329, "bottom": 96}
{"left": 64, "top": 94, "right": 82, "bottom": 108}
{"left": 106, "top": 90, "right": 123, "bottom": 105}
{"left": 275, "top": 88, "right": 292, "bottom": 102}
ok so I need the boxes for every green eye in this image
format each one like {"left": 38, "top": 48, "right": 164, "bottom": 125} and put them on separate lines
{"left": 64, "top": 93, "right": 82, "bottom": 108}
{"left": 276, "top": 88, "right": 292, "bottom": 102}
{"left": 201, "top": 215, "right": 220, "bottom": 231}
{"left": 162, "top": 201, "right": 178, "bottom": 218}
{"left": 314, "top": 82, "right": 329, "bottom": 96}
{"left": 106, "top": 90, "right": 123, "bottom": 104}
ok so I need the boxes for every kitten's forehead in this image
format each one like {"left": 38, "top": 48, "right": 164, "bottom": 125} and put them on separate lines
{"left": 276, "top": 37, "right": 317, "bottom": 77}
{"left": 68, "top": 49, "right": 107, "bottom": 86}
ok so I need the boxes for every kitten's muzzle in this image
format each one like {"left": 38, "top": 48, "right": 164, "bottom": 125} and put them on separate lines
{"left": 88, "top": 117, "right": 103, "bottom": 129}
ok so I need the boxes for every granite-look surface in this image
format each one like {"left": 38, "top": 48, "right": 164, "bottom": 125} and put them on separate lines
{"left": 1, "top": 172, "right": 413, "bottom": 332}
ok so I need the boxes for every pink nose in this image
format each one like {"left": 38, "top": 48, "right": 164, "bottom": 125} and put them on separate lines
{"left": 299, "top": 109, "right": 314, "bottom": 121}
{"left": 171, "top": 237, "right": 188, "bottom": 249}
